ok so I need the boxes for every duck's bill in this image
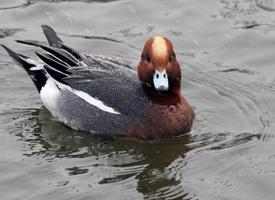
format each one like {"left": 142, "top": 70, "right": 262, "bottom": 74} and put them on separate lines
{"left": 153, "top": 69, "right": 169, "bottom": 92}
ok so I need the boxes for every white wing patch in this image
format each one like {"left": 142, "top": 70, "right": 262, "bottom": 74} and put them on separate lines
{"left": 55, "top": 81, "right": 121, "bottom": 115}
{"left": 39, "top": 78, "right": 121, "bottom": 116}
{"left": 71, "top": 89, "right": 120, "bottom": 115}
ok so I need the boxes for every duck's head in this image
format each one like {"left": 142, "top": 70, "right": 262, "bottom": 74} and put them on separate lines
{"left": 138, "top": 36, "right": 181, "bottom": 95}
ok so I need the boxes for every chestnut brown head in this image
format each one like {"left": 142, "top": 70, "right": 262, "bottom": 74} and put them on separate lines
{"left": 138, "top": 36, "right": 181, "bottom": 94}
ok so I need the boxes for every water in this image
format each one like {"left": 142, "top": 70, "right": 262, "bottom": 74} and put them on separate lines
{"left": 1, "top": 0, "right": 275, "bottom": 199}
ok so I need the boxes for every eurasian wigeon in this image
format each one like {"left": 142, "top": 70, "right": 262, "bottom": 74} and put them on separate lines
{"left": 2, "top": 25, "right": 194, "bottom": 139}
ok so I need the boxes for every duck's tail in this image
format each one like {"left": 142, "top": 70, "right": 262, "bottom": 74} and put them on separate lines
{"left": 2, "top": 25, "right": 84, "bottom": 92}
{"left": 16, "top": 25, "right": 63, "bottom": 48}
{"left": 41, "top": 24, "right": 63, "bottom": 48}
{"left": 1, "top": 44, "right": 48, "bottom": 92}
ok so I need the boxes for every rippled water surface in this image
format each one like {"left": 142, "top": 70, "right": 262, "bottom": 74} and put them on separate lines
{"left": 1, "top": 0, "right": 275, "bottom": 199}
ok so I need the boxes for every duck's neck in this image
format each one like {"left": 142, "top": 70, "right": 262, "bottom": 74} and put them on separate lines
{"left": 141, "top": 83, "right": 181, "bottom": 106}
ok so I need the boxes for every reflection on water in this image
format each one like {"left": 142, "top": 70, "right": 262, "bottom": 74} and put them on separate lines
{"left": 5, "top": 101, "right": 272, "bottom": 199}
{"left": 1, "top": 0, "right": 275, "bottom": 199}
{"left": 6, "top": 107, "right": 192, "bottom": 199}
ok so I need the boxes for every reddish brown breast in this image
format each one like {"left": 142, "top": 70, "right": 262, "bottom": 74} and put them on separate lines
{"left": 127, "top": 96, "right": 194, "bottom": 139}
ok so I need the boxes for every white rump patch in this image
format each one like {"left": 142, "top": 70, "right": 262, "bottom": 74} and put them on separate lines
{"left": 40, "top": 78, "right": 61, "bottom": 117}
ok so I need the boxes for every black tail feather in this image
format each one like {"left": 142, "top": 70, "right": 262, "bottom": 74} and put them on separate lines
{"left": 35, "top": 52, "right": 70, "bottom": 75}
{"left": 3, "top": 25, "right": 86, "bottom": 91}
{"left": 1, "top": 44, "right": 48, "bottom": 92}
{"left": 41, "top": 25, "right": 83, "bottom": 62}
{"left": 16, "top": 39, "right": 42, "bottom": 47}
{"left": 1, "top": 44, "right": 34, "bottom": 72}
{"left": 44, "top": 65, "right": 69, "bottom": 84}
{"left": 17, "top": 25, "right": 84, "bottom": 67}
{"left": 41, "top": 24, "right": 63, "bottom": 48}
{"left": 36, "top": 51, "right": 69, "bottom": 67}
{"left": 17, "top": 39, "right": 81, "bottom": 67}
{"left": 39, "top": 44, "right": 79, "bottom": 66}
{"left": 60, "top": 43, "right": 83, "bottom": 61}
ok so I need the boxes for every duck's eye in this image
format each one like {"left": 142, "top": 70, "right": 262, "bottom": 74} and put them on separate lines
{"left": 172, "top": 51, "right": 176, "bottom": 58}
{"left": 143, "top": 53, "right": 151, "bottom": 63}
{"left": 169, "top": 51, "right": 176, "bottom": 62}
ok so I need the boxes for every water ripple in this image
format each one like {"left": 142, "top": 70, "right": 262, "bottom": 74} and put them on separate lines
{"left": 1, "top": 0, "right": 275, "bottom": 199}
{"left": 0, "top": 27, "right": 24, "bottom": 38}
{"left": 0, "top": 0, "right": 31, "bottom": 10}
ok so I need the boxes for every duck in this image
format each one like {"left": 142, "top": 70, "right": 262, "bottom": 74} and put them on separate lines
{"left": 2, "top": 25, "right": 194, "bottom": 139}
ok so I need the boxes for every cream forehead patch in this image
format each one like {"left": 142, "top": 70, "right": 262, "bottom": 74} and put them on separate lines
{"left": 151, "top": 36, "right": 168, "bottom": 62}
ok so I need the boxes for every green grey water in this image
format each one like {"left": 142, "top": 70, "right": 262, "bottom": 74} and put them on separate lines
{"left": 1, "top": 0, "right": 275, "bottom": 199}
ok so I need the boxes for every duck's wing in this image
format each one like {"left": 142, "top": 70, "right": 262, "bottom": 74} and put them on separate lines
{"left": 44, "top": 57, "right": 148, "bottom": 116}
{"left": 12, "top": 25, "right": 148, "bottom": 116}
{"left": 3, "top": 25, "right": 149, "bottom": 134}
{"left": 42, "top": 26, "right": 148, "bottom": 113}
